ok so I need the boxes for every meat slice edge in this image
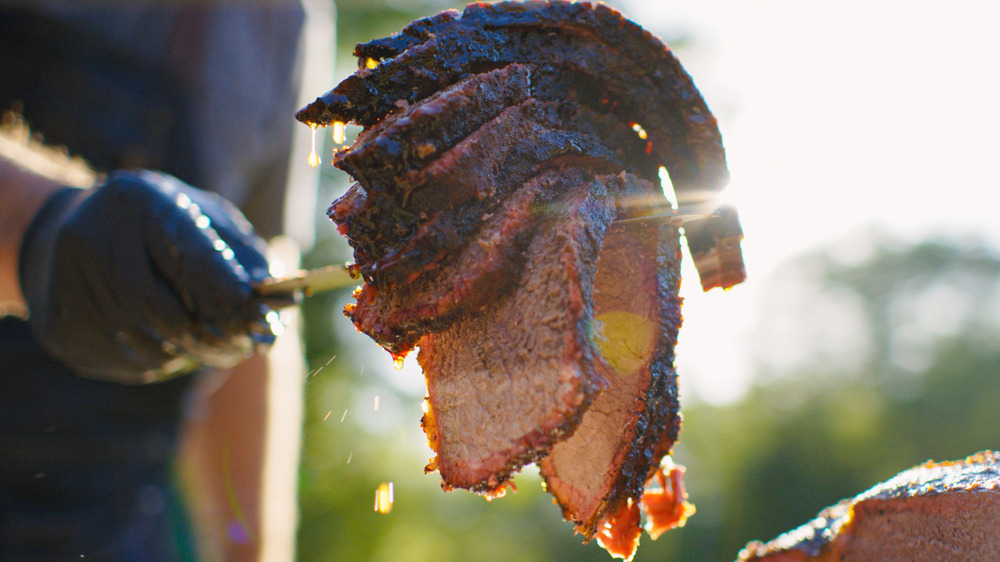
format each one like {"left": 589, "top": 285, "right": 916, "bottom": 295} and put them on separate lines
{"left": 333, "top": 100, "right": 624, "bottom": 288}
{"left": 303, "top": 0, "right": 740, "bottom": 291}
{"left": 334, "top": 64, "right": 534, "bottom": 192}
{"left": 304, "top": 26, "right": 726, "bottom": 196}
{"left": 418, "top": 175, "right": 616, "bottom": 494}
{"left": 739, "top": 451, "right": 1000, "bottom": 562}
{"left": 348, "top": 169, "right": 552, "bottom": 356}
{"left": 539, "top": 173, "right": 684, "bottom": 550}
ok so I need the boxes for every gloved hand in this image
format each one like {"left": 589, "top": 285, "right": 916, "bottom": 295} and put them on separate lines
{"left": 19, "top": 170, "right": 281, "bottom": 383}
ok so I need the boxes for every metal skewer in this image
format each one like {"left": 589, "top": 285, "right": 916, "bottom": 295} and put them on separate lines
{"left": 255, "top": 209, "right": 719, "bottom": 300}
{"left": 612, "top": 209, "right": 718, "bottom": 225}
{"left": 255, "top": 264, "right": 358, "bottom": 299}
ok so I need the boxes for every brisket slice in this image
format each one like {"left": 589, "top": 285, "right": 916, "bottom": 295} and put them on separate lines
{"left": 418, "top": 173, "right": 617, "bottom": 494}
{"left": 303, "top": 0, "right": 744, "bottom": 290}
{"left": 331, "top": 100, "right": 624, "bottom": 289}
{"left": 347, "top": 161, "right": 622, "bottom": 356}
{"left": 335, "top": 65, "right": 660, "bottom": 196}
{"left": 359, "top": 1, "right": 678, "bottom": 70}
{"left": 347, "top": 170, "right": 550, "bottom": 357}
{"left": 299, "top": 5, "right": 726, "bottom": 195}
{"left": 739, "top": 451, "right": 1000, "bottom": 562}
{"left": 684, "top": 205, "right": 748, "bottom": 291}
{"left": 396, "top": 101, "right": 622, "bottom": 211}
{"left": 538, "top": 173, "right": 684, "bottom": 546}
{"left": 331, "top": 88, "right": 659, "bottom": 288}
{"left": 333, "top": 64, "right": 534, "bottom": 192}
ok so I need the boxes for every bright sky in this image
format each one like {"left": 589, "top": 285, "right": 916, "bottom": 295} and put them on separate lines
{"left": 616, "top": 0, "right": 1000, "bottom": 403}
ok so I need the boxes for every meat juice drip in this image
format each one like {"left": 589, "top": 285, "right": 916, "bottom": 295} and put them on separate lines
{"left": 641, "top": 462, "right": 694, "bottom": 540}
{"left": 374, "top": 482, "right": 394, "bottom": 514}
{"left": 482, "top": 480, "right": 516, "bottom": 502}
{"left": 308, "top": 124, "right": 321, "bottom": 168}
{"left": 594, "top": 499, "right": 643, "bottom": 561}
{"left": 420, "top": 398, "right": 441, "bottom": 474}
{"left": 332, "top": 121, "right": 347, "bottom": 145}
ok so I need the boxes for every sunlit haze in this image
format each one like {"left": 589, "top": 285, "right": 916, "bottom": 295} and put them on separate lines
{"left": 617, "top": 0, "right": 1000, "bottom": 403}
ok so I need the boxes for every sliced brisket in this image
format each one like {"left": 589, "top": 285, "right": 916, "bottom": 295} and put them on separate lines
{"left": 334, "top": 65, "right": 663, "bottom": 196}
{"left": 331, "top": 99, "right": 624, "bottom": 289}
{"left": 418, "top": 172, "right": 615, "bottom": 493}
{"left": 298, "top": 1, "right": 725, "bottom": 191}
{"left": 348, "top": 170, "right": 550, "bottom": 357}
{"left": 300, "top": 2, "right": 746, "bottom": 559}
{"left": 300, "top": 8, "right": 726, "bottom": 196}
{"left": 539, "top": 181, "right": 684, "bottom": 540}
{"left": 740, "top": 451, "right": 1000, "bottom": 562}
{"left": 302, "top": 0, "right": 743, "bottom": 290}
{"left": 333, "top": 65, "right": 534, "bottom": 193}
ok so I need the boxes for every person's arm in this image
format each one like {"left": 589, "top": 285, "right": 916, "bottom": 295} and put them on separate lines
{"left": 0, "top": 124, "right": 93, "bottom": 316}
{"left": 2, "top": 121, "right": 281, "bottom": 383}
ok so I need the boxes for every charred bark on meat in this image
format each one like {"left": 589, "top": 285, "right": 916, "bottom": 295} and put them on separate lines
{"left": 298, "top": 1, "right": 726, "bottom": 196}
{"left": 301, "top": 1, "right": 743, "bottom": 290}
{"left": 300, "top": 2, "right": 744, "bottom": 559}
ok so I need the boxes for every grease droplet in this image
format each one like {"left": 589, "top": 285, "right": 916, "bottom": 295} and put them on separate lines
{"left": 308, "top": 124, "right": 321, "bottom": 168}
{"left": 333, "top": 121, "right": 346, "bottom": 145}
{"left": 374, "top": 482, "right": 394, "bottom": 514}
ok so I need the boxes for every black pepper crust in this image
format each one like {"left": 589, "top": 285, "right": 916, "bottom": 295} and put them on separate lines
{"left": 297, "top": 0, "right": 729, "bottom": 199}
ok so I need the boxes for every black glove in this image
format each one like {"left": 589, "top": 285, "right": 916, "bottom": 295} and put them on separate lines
{"left": 19, "top": 170, "right": 281, "bottom": 383}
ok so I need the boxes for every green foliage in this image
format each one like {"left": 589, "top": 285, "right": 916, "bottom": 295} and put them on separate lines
{"left": 667, "top": 234, "right": 1000, "bottom": 560}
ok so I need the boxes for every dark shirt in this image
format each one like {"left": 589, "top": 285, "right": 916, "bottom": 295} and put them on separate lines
{"left": 0, "top": 4, "right": 306, "bottom": 559}
{"left": 0, "top": 319, "right": 193, "bottom": 561}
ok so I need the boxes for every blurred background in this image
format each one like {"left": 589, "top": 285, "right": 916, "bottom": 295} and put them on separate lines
{"left": 294, "top": 1, "right": 1000, "bottom": 560}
